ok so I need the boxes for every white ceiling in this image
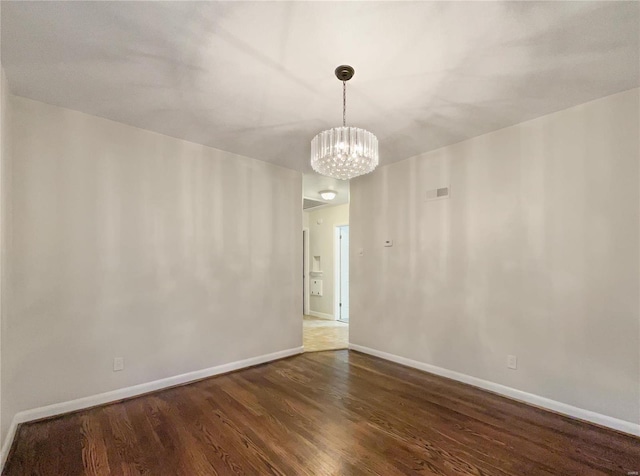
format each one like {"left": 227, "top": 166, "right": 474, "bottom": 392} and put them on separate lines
{"left": 2, "top": 2, "right": 638, "bottom": 173}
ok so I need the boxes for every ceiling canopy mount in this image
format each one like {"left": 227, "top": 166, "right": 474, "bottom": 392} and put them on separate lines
{"left": 334, "top": 65, "right": 355, "bottom": 82}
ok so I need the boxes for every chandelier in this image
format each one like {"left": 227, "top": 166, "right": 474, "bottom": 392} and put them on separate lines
{"left": 310, "top": 65, "right": 379, "bottom": 180}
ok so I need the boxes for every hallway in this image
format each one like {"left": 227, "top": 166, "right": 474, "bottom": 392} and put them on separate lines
{"left": 303, "top": 316, "right": 348, "bottom": 352}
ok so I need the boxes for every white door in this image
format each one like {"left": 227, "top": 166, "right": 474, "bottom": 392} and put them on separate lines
{"left": 338, "top": 225, "right": 349, "bottom": 322}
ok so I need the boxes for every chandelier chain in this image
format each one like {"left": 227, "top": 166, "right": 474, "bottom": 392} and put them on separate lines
{"left": 343, "top": 81, "right": 346, "bottom": 127}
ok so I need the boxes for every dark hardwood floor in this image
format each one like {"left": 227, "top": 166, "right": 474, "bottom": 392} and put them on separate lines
{"left": 4, "top": 350, "right": 639, "bottom": 475}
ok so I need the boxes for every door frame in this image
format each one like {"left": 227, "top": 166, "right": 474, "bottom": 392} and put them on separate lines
{"left": 303, "top": 227, "right": 310, "bottom": 316}
{"left": 333, "top": 223, "right": 349, "bottom": 322}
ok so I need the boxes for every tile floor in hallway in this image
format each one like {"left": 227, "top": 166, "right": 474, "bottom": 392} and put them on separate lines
{"left": 303, "top": 315, "right": 348, "bottom": 352}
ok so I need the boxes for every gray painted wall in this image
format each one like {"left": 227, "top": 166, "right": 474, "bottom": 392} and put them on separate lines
{"left": 350, "top": 88, "right": 639, "bottom": 424}
{"left": 1, "top": 96, "right": 302, "bottom": 441}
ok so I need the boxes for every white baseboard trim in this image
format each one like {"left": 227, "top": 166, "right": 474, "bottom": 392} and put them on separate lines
{"left": 349, "top": 343, "right": 640, "bottom": 437}
{"left": 0, "top": 418, "right": 19, "bottom": 473}
{"left": 307, "top": 310, "right": 334, "bottom": 320}
{"left": 0, "top": 345, "right": 303, "bottom": 471}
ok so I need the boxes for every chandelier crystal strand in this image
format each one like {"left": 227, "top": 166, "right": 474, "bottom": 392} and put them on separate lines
{"left": 310, "top": 65, "right": 379, "bottom": 180}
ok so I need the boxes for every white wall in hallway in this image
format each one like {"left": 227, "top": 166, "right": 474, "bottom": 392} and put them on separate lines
{"left": 307, "top": 204, "right": 349, "bottom": 318}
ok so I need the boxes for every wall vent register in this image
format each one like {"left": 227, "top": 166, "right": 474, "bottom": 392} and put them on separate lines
{"left": 426, "top": 187, "right": 450, "bottom": 202}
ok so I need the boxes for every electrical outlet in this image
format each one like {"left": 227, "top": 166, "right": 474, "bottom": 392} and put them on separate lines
{"left": 507, "top": 355, "right": 517, "bottom": 370}
{"left": 113, "top": 357, "right": 124, "bottom": 372}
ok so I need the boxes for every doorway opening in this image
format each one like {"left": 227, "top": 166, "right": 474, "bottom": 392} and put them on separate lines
{"left": 303, "top": 227, "right": 310, "bottom": 316}
{"left": 301, "top": 181, "right": 349, "bottom": 352}
{"left": 335, "top": 225, "right": 349, "bottom": 323}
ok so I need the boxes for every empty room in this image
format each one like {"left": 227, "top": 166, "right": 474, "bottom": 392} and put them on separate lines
{"left": 0, "top": 1, "right": 638, "bottom": 475}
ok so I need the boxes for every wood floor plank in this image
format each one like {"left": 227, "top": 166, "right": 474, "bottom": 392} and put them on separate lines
{"left": 4, "top": 350, "right": 639, "bottom": 475}
{"left": 80, "top": 413, "right": 112, "bottom": 475}
{"left": 101, "top": 403, "right": 162, "bottom": 475}
{"left": 332, "top": 352, "right": 637, "bottom": 471}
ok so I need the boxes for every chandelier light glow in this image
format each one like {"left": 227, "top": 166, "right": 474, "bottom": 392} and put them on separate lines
{"left": 311, "top": 65, "right": 379, "bottom": 180}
